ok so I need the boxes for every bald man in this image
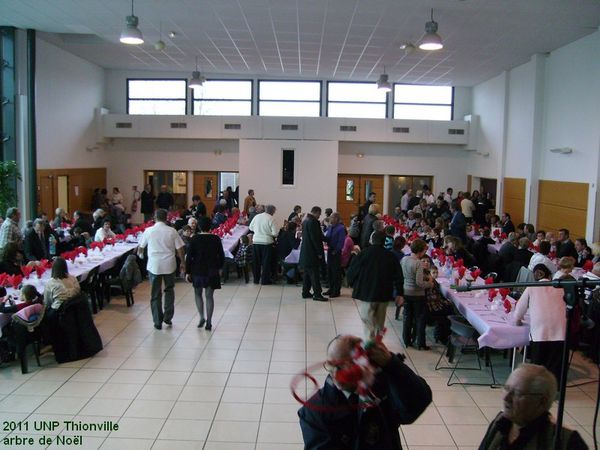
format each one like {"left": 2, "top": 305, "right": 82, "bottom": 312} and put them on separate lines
{"left": 479, "top": 364, "right": 587, "bottom": 449}
{"left": 298, "top": 335, "right": 431, "bottom": 449}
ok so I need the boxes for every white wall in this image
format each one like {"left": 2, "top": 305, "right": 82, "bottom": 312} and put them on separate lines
{"left": 453, "top": 86, "right": 473, "bottom": 119}
{"left": 238, "top": 139, "right": 338, "bottom": 225}
{"left": 105, "top": 138, "right": 238, "bottom": 222}
{"left": 36, "top": 37, "right": 106, "bottom": 169}
{"left": 338, "top": 142, "right": 469, "bottom": 197}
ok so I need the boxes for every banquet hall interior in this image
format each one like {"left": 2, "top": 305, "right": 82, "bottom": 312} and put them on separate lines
{"left": 1, "top": 0, "right": 600, "bottom": 449}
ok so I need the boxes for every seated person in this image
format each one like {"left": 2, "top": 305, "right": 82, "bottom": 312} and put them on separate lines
{"left": 178, "top": 225, "right": 193, "bottom": 247}
{"left": 298, "top": 335, "right": 432, "bottom": 450}
{"left": 0, "top": 242, "right": 30, "bottom": 275}
{"left": 23, "top": 218, "right": 49, "bottom": 262}
{"left": 69, "top": 227, "right": 91, "bottom": 249}
{"left": 277, "top": 221, "right": 300, "bottom": 261}
{"left": 94, "top": 220, "right": 116, "bottom": 242}
{"left": 574, "top": 238, "right": 592, "bottom": 268}
{"left": 211, "top": 205, "right": 228, "bottom": 228}
{"left": 479, "top": 363, "right": 587, "bottom": 449}
{"left": 52, "top": 208, "right": 69, "bottom": 230}
{"left": 443, "top": 235, "right": 477, "bottom": 267}
{"left": 43, "top": 257, "right": 80, "bottom": 312}
{"left": 498, "top": 232, "right": 519, "bottom": 264}
{"left": 533, "top": 230, "right": 546, "bottom": 247}
{"left": 514, "top": 237, "right": 533, "bottom": 267}
{"left": 553, "top": 256, "right": 575, "bottom": 280}
{"left": 92, "top": 208, "right": 106, "bottom": 232}
{"left": 72, "top": 210, "right": 93, "bottom": 235}
{"left": 383, "top": 225, "right": 395, "bottom": 250}
{"left": 528, "top": 240, "right": 557, "bottom": 275}
{"left": 0, "top": 285, "right": 40, "bottom": 315}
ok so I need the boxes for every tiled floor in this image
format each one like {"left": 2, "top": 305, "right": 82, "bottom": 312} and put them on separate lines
{"left": 0, "top": 279, "right": 597, "bottom": 449}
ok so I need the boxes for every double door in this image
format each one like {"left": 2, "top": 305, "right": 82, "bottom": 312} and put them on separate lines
{"left": 336, "top": 174, "right": 384, "bottom": 226}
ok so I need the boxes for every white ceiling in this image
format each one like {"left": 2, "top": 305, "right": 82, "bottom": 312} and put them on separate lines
{"left": 1, "top": 0, "right": 599, "bottom": 86}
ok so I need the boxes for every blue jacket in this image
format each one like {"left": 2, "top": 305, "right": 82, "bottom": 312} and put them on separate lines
{"left": 325, "top": 223, "right": 346, "bottom": 254}
{"left": 298, "top": 355, "right": 432, "bottom": 449}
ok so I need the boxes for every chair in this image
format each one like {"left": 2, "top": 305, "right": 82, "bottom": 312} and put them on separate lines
{"left": 435, "top": 315, "right": 497, "bottom": 386}
{"left": 11, "top": 305, "right": 45, "bottom": 374}
{"left": 80, "top": 266, "right": 101, "bottom": 313}
{"left": 100, "top": 253, "right": 130, "bottom": 304}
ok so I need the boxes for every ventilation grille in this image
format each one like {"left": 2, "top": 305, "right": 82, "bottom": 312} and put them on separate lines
{"left": 115, "top": 122, "right": 132, "bottom": 129}
{"left": 281, "top": 124, "right": 299, "bottom": 131}
{"left": 340, "top": 125, "right": 357, "bottom": 132}
{"left": 393, "top": 127, "right": 410, "bottom": 133}
{"left": 448, "top": 128, "right": 465, "bottom": 135}
{"left": 170, "top": 122, "right": 187, "bottom": 129}
{"left": 224, "top": 123, "right": 241, "bottom": 130}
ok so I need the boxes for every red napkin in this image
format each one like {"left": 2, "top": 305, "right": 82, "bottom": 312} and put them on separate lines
{"left": 503, "top": 298, "right": 512, "bottom": 313}
{"left": 438, "top": 254, "right": 446, "bottom": 266}
{"left": 21, "top": 265, "right": 34, "bottom": 279}
{"left": 0, "top": 273, "right": 7, "bottom": 287}
{"left": 447, "top": 256, "right": 455, "bottom": 266}
{"left": 488, "top": 288, "right": 497, "bottom": 301}
{"left": 457, "top": 266, "right": 466, "bottom": 279}
{"left": 485, "top": 276, "right": 494, "bottom": 285}
{"left": 493, "top": 229, "right": 500, "bottom": 238}
{"left": 583, "top": 260, "right": 594, "bottom": 271}
{"left": 471, "top": 268, "right": 482, "bottom": 279}
{"left": 549, "top": 251, "right": 557, "bottom": 259}
{"left": 9, "top": 274, "right": 23, "bottom": 289}
{"left": 76, "top": 246, "right": 88, "bottom": 256}
{"left": 453, "top": 258, "right": 464, "bottom": 268}
{"left": 499, "top": 288, "right": 510, "bottom": 300}
{"left": 500, "top": 232, "right": 508, "bottom": 240}
{"left": 35, "top": 265, "right": 46, "bottom": 278}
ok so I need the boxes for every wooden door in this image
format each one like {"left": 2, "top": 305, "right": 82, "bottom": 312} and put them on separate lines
{"left": 37, "top": 173, "right": 56, "bottom": 215}
{"left": 336, "top": 174, "right": 384, "bottom": 225}
{"left": 193, "top": 171, "right": 219, "bottom": 207}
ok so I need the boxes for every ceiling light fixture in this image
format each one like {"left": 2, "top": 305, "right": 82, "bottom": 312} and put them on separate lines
{"left": 419, "top": 8, "right": 443, "bottom": 51}
{"left": 189, "top": 57, "right": 205, "bottom": 89}
{"left": 376, "top": 66, "right": 392, "bottom": 92}
{"left": 155, "top": 21, "right": 166, "bottom": 51}
{"left": 120, "top": 0, "right": 144, "bottom": 45}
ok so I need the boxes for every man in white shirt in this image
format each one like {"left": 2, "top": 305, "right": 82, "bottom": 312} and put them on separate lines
{"left": 527, "top": 241, "right": 557, "bottom": 275}
{"left": 460, "top": 192, "right": 475, "bottom": 223}
{"left": 443, "top": 187, "right": 453, "bottom": 205}
{"left": 249, "top": 204, "right": 278, "bottom": 284}
{"left": 422, "top": 186, "right": 435, "bottom": 205}
{"left": 400, "top": 189, "right": 412, "bottom": 212}
{"left": 138, "top": 209, "right": 185, "bottom": 330}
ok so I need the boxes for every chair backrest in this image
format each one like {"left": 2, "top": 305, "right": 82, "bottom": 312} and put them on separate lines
{"left": 448, "top": 315, "right": 478, "bottom": 340}
{"left": 516, "top": 266, "right": 535, "bottom": 283}
{"left": 81, "top": 266, "right": 100, "bottom": 289}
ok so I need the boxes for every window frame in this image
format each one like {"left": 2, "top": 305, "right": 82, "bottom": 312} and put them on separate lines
{"left": 392, "top": 84, "right": 454, "bottom": 120}
{"left": 126, "top": 78, "right": 188, "bottom": 115}
{"left": 326, "top": 80, "right": 389, "bottom": 119}
{"left": 257, "top": 79, "right": 323, "bottom": 117}
{"left": 191, "top": 78, "right": 254, "bottom": 116}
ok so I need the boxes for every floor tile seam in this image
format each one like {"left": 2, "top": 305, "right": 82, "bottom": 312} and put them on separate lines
{"left": 198, "top": 282, "right": 262, "bottom": 450}
{"left": 254, "top": 286, "right": 284, "bottom": 445}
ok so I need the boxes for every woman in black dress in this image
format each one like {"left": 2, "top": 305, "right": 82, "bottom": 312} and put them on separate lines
{"left": 185, "top": 216, "right": 225, "bottom": 331}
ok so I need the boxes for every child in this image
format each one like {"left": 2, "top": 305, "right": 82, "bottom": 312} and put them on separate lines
{"left": 383, "top": 225, "right": 395, "bottom": 251}
{"left": 0, "top": 285, "right": 42, "bottom": 315}
{"left": 423, "top": 265, "right": 452, "bottom": 344}
{"left": 553, "top": 256, "right": 575, "bottom": 280}
{"left": 235, "top": 235, "right": 252, "bottom": 283}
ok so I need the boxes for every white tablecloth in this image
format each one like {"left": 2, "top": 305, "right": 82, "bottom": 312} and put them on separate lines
{"left": 438, "top": 278, "right": 531, "bottom": 349}
{"left": 222, "top": 225, "right": 249, "bottom": 259}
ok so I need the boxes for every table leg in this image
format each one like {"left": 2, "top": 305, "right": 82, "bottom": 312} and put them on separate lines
{"left": 511, "top": 347, "right": 517, "bottom": 372}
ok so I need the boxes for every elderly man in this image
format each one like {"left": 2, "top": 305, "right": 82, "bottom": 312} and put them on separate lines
{"left": 249, "top": 204, "right": 278, "bottom": 285}
{"left": 138, "top": 209, "right": 185, "bottom": 330}
{"left": 23, "top": 218, "right": 48, "bottom": 261}
{"left": 140, "top": 184, "right": 155, "bottom": 222}
{"left": 300, "top": 206, "right": 327, "bottom": 301}
{"left": 299, "top": 335, "right": 432, "bottom": 450}
{"left": 347, "top": 231, "right": 403, "bottom": 340}
{"left": 72, "top": 210, "right": 93, "bottom": 235}
{"left": 479, "top": 364, "right": 587, "bottom": 449}
{"left": 156, "top": 185, "right": 174, "bottom": 210}
{"left": 359, "top": 203, "right": 380, "bottom": 250}
{"left": 0, "top": 207, "right": 22, "bottom": 250}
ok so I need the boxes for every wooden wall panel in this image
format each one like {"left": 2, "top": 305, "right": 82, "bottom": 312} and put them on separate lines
{"left": 502, "top": 177, "right": 526, "bottom": 225}
{"left": 537, "top": 180, "right": 588, "bottom": 238}
{"left": 37, "top": 168, "right": 106, "bottom": 216}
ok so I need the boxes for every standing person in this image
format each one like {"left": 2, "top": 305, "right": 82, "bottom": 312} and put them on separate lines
{"left": 243, "top": 189, "right": 256, "bottom": 215}
{"left": 443, "top": 187, "right": 454, "bottom": 205}
{"left": 346, "top": 231, "right": 403, "bottom": 339}
{"left": 360, "top": 192, "right": 376, "bottom": 218}
{"left": 400, "top": 189, "right": 412, "bottom": 213}
{"left": 111, "top": 187, "right": 125, "bottom": 212}
{"left": 137, "top": 209, "right": 185, "bottom": 330}
{"left": 140, "top": 184, "right": 155, "bottom": 222}
{"left": 449, "top": 200, "right": 467, "bottom": 243}
{"left": 460, "top": 192, "right": 475, "bottom": 224}
{"left": 359, "top": 203, "right": 380, "bottom": 250}
{"left": 0, "top": 208, "right": 22, "bottom": 251}
{"left": 156, "top": 185, "right": 174, "bottom": 211}
{"left": 185, "top": 216, "right": 225, "bottom": 331}
{"left": 248, "top": 204, "right": 278, "bottom": 285}
{"left": 300, "top": 206, "right": 326, "bottom": 301}
{"left": 401, "top": 239, "right": 433, "bottom": 350}
{"left": 323, "top": 213, "right": 345, "bottom": 298}
{"left": 513, "top": 264, "right": 567, "bottom": 383}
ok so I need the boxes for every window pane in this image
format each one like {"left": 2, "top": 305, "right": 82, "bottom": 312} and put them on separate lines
{"left": 259, "top": 81, "right": 321, "bottom": 101}
{"left": 328, "top": 82, "right": 387, "bottom": 102}
{"left": 282, "top": 149, "right": 295, "bottom": 185}
{"left": 194, "top": 100, "right": 251, "bottom": 116}
{"left": 259, "top": 101, "right": 320, "bottom": 117}
{"left": 193, "top": 80, "right": 252, "bottom": 100}
{"left": 328, "top": 102, "right": 386, "bottom": 119}
{"left": 393, "top": 104, "right": 452, "bottom": 121}
{"left": 394, "top": 85, "right": 452, "bottom": 105}
{"left": 128, "top": 100, "right": 186, "bottom": 115}
{"left": 128, "top": 80, "right": 186, "bottom": 99}
{"left": 345, "top": 180, "right": 354, "bottom": 201}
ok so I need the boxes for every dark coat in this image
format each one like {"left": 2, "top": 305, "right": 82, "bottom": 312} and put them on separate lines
{"left": 72, "top": 218, "right": 93, "bottom": 235}
{"left": 140, "top": 191, "right": 155, "bottom": 214}
{"left": 186, "top": 233, "right": 225, "bottom": 289}
{"left": 299, "top": 215, "right": 324, "bottom": 268}
{"left": 360, "top": 213, "right": 378, "bottom": 249}
{"left": 557, "top": 239, "right": 577, "bottom": 260}
{"left": 23, "top": 229, "right": 48, "bottom": 262}
{"left": 156, "top": 192, "right": 174, "bottom": 210}
{"left": 449, "top": 211, "right": 467, "bottom": 242}
{"left": 277, "top": 229, "right": 300, "bottom": 260}
{"left": 501, "top": 220, "right": 515, "bottom": 234}
{"left": 298, "top": 355, "right": 432, "bottom": 450}
{"left": 346, "top": 244, "right": 403, "bottom": 302}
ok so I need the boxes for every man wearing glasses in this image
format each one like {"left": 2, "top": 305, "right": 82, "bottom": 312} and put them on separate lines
{"left": 479, "top": 364, "right": 587, "bottom": 449}
{"left": 298, "top": 335, "right": 431, "bottom": 449}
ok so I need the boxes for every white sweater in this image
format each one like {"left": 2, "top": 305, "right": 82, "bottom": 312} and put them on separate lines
{"left": 512, "top": 279, "right": 566, "bottom": 342}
